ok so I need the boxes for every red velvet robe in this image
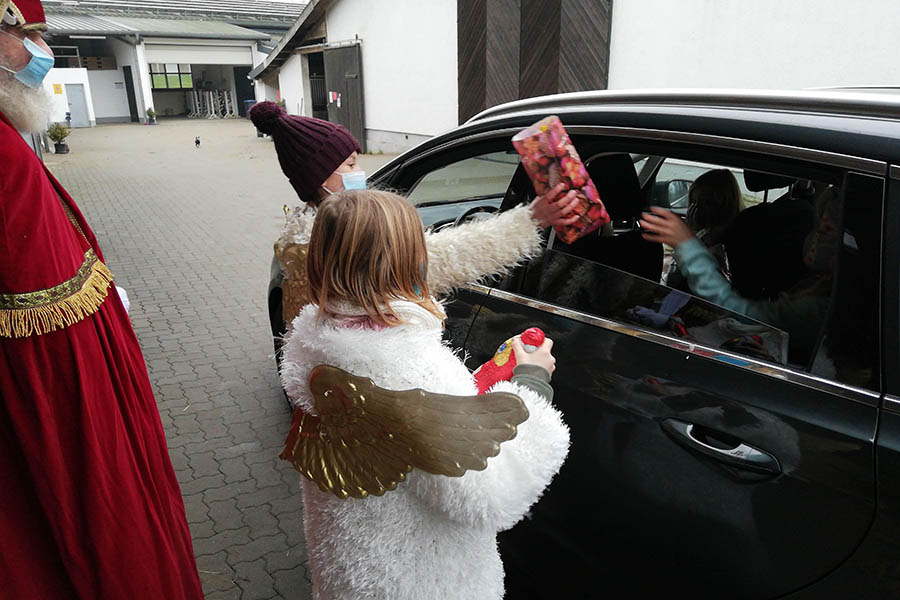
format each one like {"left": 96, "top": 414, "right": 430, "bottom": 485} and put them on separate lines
{"left": 0, "top": 113, "right": 203, "bottom": 599}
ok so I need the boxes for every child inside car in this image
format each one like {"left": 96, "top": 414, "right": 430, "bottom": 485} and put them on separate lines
{"left": 639, "top": 187, "right": 839, "bottom": 366}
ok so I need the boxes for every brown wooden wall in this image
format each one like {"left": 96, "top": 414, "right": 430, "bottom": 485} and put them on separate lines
{"left": 458, "top": 0, "right": 613, "bottom": 123}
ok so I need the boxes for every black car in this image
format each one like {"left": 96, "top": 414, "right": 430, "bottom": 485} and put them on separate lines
{"left": 269, "top": 89, "right": 900, "bottom": 598}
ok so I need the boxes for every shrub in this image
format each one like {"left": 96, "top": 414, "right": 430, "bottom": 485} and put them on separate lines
{"left": 47, "top": 122, "right": 70, "bottom": 143}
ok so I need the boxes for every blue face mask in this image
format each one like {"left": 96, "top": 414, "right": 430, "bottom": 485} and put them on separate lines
{"left": 0, "top": 33, "right": 54, "bottom": 89}
{"left": 340, "top": 170, "right": 367, "bottom": 191}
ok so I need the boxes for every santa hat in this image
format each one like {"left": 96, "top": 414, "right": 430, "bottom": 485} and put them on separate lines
{"left": 1, "top": 0, "right": 47, "bottom": 31}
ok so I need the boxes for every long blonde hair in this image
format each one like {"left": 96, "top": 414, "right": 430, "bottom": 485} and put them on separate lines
{"left": 307, "top": 189, "right": 444, "bottom": 327}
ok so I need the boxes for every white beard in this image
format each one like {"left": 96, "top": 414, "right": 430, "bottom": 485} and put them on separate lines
{"left": 0, "top": 71, "right": 53, "bottom": 133}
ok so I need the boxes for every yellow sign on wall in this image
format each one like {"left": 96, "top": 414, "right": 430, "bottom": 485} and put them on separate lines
{"left": 53, "top": 84, "right": 63, "bottom": 95}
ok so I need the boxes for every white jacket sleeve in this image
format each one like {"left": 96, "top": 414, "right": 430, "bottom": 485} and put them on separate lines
{"left": 407, "top": 379, "right": 570, "bottom": 532}
{"left": 425, "top": 205, "right": 544, "bottom": 297}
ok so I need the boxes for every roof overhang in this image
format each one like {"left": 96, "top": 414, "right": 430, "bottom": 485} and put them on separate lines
{"left": 248, "top": 0, "right": 331, "bottom": 80}
{"left": 46, "top": 13, "right": 271, "bottom": 40}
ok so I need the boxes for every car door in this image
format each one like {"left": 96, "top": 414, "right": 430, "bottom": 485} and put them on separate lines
{"left": 461, "top": 152, "right": 884, "bottom": 598}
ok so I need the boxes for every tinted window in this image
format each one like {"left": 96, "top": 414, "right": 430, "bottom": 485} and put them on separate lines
{"left": 808, "top": 173, "right": 883, "bottom": 390}
{"left": 406, "top": 151, "right": 520, "bottom": 205}
{"left": 497, "top": 163, "right": 881, "bottom": 390}
{"left": 505, "top": 250, "right": 792, "bottom": 367}
{"left": 652, "top": 158, "right": 789, "bottom": 211}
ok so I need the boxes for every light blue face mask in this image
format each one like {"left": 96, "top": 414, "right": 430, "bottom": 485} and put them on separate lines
{"left": 340, "top": 170, "right": 367, "bottom": 191}
{"left": 0, "top": 32, "right": 54, "bottom": 89}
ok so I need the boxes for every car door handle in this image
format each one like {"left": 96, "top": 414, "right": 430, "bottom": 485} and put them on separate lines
{"left": 661, "top": 418, "right": 781, "bottom": 475}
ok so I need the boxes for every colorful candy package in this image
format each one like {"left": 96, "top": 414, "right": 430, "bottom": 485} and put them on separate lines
{"left": 511, "top": 115, "right": 610, "bottom": 243}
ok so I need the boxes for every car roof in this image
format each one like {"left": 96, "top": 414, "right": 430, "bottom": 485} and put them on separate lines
{"left": 385, "top": 89, "right": 900, "bottom": 169}
{"left": 467, "top": 88, "right": 900, "bottom": 123}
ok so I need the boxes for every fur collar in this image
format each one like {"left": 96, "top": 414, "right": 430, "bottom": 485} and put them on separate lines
{"left": 301, "top": 299, "right": 444, "bottom": 333}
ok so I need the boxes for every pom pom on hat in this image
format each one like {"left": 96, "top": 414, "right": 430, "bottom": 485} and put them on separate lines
{"left": 249, "top": 101, "right": 285, "bottom": 135}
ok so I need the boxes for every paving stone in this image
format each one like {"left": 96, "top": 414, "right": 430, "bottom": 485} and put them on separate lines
{"left": 236, "top": 485, "right": 293, "bottom": 510}
{"left": 180, "top": 474, "right": 226, "bottom": 496}
{"left": 233, "top": 558, "right": 277, "bottom": 600}
{"left": 273, "top": 566, "right": 313, "bottom": 599}
{"left": 192, "top": 526, "right": 252, "bottom": 558}
{"left": 242, "top": 504, "right": 281, "bottom": 540}
{"left": 219, "top": 455, "right": 251, "bottom": 484}
{"left": 203, "top": 479, "right": 257, "bottom": 504}
{"left": 188, "top": 519, "right": 216, "bottom": 540}
{"left": 182, "top": 492, "right": 209, "bottom": 524}
{"left": 188, "top": 451, "right": 221, "bottom": 479}
{"left": 227, "top": 533, "right": 289, "bottom": 565}
{"left": 207, "top": 497, "right": 241, "bottom": 533}
{"left": 205, "top": 588, "right": 242, "bottom": 600}
{"left": 265, "top": 547, "right": 306, "bottom": 574}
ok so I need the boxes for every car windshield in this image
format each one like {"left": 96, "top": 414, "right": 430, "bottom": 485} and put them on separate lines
{"left": 405, "top": 151, "right": 520, "bottom": 205}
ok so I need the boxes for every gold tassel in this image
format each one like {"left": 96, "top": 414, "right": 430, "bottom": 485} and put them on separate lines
{"left": 0, "top": 259, "right": 114, "bottom": 338}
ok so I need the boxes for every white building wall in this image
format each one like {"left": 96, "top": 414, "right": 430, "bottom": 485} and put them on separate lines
{"left": 278, "top": 53, "right": 305, "bottom": 115}
{"left": 43, "top": 68, "right": 96, "bottom": 126}
{"left": 325, "top": 0, "right": 457, "bottom": 151}
{"left": 256, "top": 73, "right": 280, "bottom": 103}
{"left": 109, "top": 37, "right": 142, "bottom": 120}
{"left": 134, "top": 42, "right": 155, "bottom": 122}
{"left": 250, "top": 45, "right": 272, "bottom": 103}
{"left": 87, "top": 69, "right": 131, "bottom": 122}
{"left": 608, "top": 0, "right": 900, "bottom": 90}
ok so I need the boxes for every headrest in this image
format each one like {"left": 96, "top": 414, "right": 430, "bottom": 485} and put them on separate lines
{"left": 586, "top": 154, "right": 643, "bottom": 220}
{"left": 743, "top": 170, "right": 796, "bottom": 192}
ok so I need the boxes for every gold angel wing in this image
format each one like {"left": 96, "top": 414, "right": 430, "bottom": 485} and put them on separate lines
{"left": 280, "top": 364, "right": 529, "bottom": 500}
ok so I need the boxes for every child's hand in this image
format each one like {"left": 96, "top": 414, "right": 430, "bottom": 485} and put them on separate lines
{"left": 529, "top": 183, "right": 580, "bottom": 229}
{"left": 639, "top": 206, "right": 695, "bottom": 247}
{"left": 512, "top": 336, "right": 556, "bottom": 375}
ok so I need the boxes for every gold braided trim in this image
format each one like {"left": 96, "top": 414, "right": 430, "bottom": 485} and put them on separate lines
{"left": 0, "top": 249, "right": 114, "bottom": 338}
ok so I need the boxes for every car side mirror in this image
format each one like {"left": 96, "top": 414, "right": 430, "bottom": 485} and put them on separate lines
{"left": 667, "top": 179, "right": 692, "bottom": 208}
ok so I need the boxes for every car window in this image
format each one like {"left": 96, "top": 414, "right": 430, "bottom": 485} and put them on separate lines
{"left": 807, "top": 173, "right": 882, "bottom": 390}
{"left": 508, "top": 250, "right": 793, "bottom": 365}
{"left": 405, "top": 151, "right": 520, "bottom": 206}
{"left": 499, "top": 162, "right": 881, "bottom": 391}
{"left": 652, "top": 158, "right": 789, "bottom": 211}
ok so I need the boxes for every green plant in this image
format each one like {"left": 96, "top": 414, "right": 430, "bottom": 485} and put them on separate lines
{"left": 276, "top": 98, "right": 287, "bottom": 109}
{"left": 47, "top": 122, "right": 70, "bottom": 143}
{"left": 146, "top": 107, "right": 157, "bottom": 119}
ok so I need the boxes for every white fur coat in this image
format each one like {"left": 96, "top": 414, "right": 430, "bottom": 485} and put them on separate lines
{"left": 280, "top": 301, "right": 570, "bottom": 600}
{"left": 276, "top": 204, "right": 543, "bottom": 296}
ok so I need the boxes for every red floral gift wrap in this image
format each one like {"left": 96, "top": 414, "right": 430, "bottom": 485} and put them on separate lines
{"left": 512, "top": 115, "right": 610, "bottom": 243}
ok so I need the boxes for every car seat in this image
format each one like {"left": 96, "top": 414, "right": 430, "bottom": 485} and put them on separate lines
{"left": 559, "top": 154, "right": 664, "bottom": 282}
{"left": 725, "top": 171, "right": 815, "bottom": 300}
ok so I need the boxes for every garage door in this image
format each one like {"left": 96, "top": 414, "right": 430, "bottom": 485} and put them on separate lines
{"left": 144, "top": 44, "right": 253, "bottom": 66}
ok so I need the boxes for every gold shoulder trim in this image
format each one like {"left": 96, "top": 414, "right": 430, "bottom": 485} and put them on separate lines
{"left": 0, "top": 249, "right": 114, "bottom": 338}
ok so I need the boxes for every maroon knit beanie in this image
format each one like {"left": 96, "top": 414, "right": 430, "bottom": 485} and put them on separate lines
{"left": 250, "top": 101, "right": 361, "bottom": 202}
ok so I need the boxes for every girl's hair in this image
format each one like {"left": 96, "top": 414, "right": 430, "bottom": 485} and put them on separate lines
{"left": 686, "top": 169, "right": 744, "bottom": 235}
{"left": 307, "top": 189, "right": 444, "bottom": 327}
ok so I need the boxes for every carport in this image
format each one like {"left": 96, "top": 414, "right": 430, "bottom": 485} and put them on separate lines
{"left": 45, "top": 14, "right": 270, "bottom": 123}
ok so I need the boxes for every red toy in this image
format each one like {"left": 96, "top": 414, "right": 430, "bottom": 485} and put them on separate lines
{"left": 473, "top": 328, "right": 546, "bottom": 394}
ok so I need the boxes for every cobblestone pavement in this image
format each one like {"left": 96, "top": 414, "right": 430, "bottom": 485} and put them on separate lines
{"left": 46, "top": 119, "right": 396, "bottom": 600}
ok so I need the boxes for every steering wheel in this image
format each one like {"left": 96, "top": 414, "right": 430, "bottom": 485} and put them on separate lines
{"left": 453, "top": 205, "right": 499, "bottom": 228}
